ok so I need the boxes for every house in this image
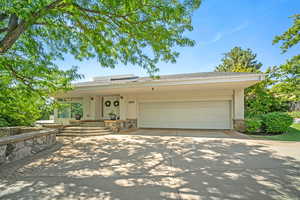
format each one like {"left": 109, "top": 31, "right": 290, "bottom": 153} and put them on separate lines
{"left": 53, "top": 72, "right": 264, "bottom": 130}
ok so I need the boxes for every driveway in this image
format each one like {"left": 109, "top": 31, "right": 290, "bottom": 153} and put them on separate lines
{"left": 0, "top": 130, "right": 300, "bottom": 200}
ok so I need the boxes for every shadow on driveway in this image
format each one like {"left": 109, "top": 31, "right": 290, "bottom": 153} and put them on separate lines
{"left": 0, "top": 134, "right": 299, "bottom": 200}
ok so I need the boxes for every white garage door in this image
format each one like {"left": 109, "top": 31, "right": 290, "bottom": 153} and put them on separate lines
{"left": 138, "top": 101, "right": 231, "bottom": 129}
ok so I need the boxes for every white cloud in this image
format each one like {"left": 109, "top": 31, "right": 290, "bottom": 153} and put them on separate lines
{"left": 202, "top": 21, "right": 249, "bottom": 45}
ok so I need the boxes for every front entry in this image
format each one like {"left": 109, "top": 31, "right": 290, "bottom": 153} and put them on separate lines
{"left": 103, "top": 96, "right": 120, "bottom": 119}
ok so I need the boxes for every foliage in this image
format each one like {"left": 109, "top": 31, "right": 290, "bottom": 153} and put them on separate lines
{"left": 268, "top": 55, "right": 300, "bottom": 101}
{"left": 214, "top": 46, "right": 297, "bottom": 117}
{"left": 273, "top": 14, "right": 300, "bottom": 53}
{"left": 245, "top": 118, "right": 262, "bottom": 133}
{"left": 245, "top": 73, "right": 288, "bottom": 117}
{"left": 288, "top": 111, "right": 300, "bottom": 118}
{"left": 0, "top": 84, "right": 44, "bottom": 126}
{"left": 0, "top": 0, "right": 201, "bottom": 126}
{"left": 214, "top": 47, "right": 262, "bottom": 72}
{"left": 261, "top": 112, "right": 293, "bottom": 134}
{"left": 213, "top": 46, "right": 285, "bottom": 116}
{"left": 0, "top": 0, "right": 201, "bottom": 76}
{"left": 272, "top": 14, "right": 300, "bottom": 102}
{"left": 251, "top": 124, "right": 300, "bottom": 141}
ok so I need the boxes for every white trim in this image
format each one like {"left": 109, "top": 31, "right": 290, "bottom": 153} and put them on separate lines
{"left": 73, "top": 74, "right": 264, "bottom": 91}
{"left": 138, "top": 97, "right": 232, "bottom": 103}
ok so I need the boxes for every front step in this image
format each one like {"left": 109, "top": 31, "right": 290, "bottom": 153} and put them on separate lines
{"left": 63, "top": 126, "right": 108, "bottom": 130}
{"left": 60, "top": 130, "right": 110, "bottom": 133}
{"left": 69, "top": 122, "right": 105, "bottom": 127}
{"left": 57, "top": 126, "right": 113, "bottom": 137}
{"left": 57, "top": 132, "right": 112, "bottom": 137}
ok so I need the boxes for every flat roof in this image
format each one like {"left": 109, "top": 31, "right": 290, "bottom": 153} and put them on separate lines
{"left": 75, "top": 72, "right": 263, "bottom": 87}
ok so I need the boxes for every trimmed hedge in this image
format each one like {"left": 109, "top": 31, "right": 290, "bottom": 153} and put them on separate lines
{"left": 245, "top": 118, "right": 262, "bottom": 133}
{"left": 262, "top": 112, "right": 293, "bottom": 134}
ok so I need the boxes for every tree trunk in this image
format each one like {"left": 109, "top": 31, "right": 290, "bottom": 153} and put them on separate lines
{"left": 0, "top": 21, "right": 27, "bottom": 54}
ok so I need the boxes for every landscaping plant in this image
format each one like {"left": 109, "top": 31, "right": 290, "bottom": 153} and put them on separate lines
{"left": 245, "top": 118, "right": 262, "bottom": 134}
{"left": 261, "top": 112, "right": 293, "bottom": 134}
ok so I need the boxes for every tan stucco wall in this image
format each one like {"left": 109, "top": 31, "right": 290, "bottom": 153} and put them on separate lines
{"left": 233, "top": 89, "right": 244, "bottom": 120}
{"left": 54, "top": 88, "right": 245, "bottom": 127}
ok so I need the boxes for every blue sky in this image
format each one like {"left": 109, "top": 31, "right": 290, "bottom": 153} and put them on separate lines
{"left": 57, "top": 0, "right": 300, "bottom": 81}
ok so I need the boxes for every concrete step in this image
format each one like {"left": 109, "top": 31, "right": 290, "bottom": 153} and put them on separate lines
{"left": 60, "top": 129, "right": 110, "bottom": 134}
{"left": 63, "top": 126, "right": 108, "bottom": 130}
{"left": 57, "top": 131, "right": 112, "bottom": 137}
{"left": 80, "top": 122, "right": 105, "bottom": 127}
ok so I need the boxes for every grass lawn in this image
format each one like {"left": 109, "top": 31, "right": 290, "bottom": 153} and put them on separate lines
{"left": 251, "top": 123, "right": 300, "bottom": 141}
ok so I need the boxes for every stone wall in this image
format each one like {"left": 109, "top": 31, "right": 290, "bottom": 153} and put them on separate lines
{"left": 125, "top": 119, "right": 137, "bottom": 129}
{"left": 104, "top": 119, "right": 137, "bottom": 133}
{"left": 0, "top": 129, "right": 57, "bottom": 165}
{"left": 0, "top": 127, "right": 45, "bottom": 138}
{"left": 233, "top": 119, "right": 246, "bottom": 132}
{"left": 104, "top": 120, "right": 125, "bottom": 133}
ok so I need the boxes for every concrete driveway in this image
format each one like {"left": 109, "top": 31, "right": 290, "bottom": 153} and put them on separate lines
{"left": 0, "top": 130, "right": 300, "bottom": 200}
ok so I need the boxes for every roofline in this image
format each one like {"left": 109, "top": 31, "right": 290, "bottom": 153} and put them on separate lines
{"left": 72, "top": 73, "right": 265, "bottom": 90}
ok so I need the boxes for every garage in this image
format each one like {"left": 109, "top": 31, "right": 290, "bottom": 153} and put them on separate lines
{"left": 138, "top": 101, "right": 231, "bottom": 129}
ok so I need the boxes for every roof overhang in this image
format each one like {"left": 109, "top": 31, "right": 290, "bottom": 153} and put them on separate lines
{"left": 54, "top": 73, "right": 264, "bottom": 98}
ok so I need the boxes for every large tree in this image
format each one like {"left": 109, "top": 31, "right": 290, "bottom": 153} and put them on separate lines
{"left": 214, "top": 47, "right": 262, "bottom": 72}
{"left": 0, "top": 0, "right": 201, "bottom": 126}
{"left": 1, "top": 0, "right": 201, "bottom": 79}
{"left": 214, "top": 47, "right": 285, "bottom": 116}
{"left": 272, "top": 13, "right": 300, "bottom": 102}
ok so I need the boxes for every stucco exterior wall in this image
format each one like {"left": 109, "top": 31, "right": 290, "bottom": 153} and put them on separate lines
{"left": 54, "top": 88, "right": 245, "bottom": 129}
{"left": 233, "top": 89, "right": 244, "bottom": 120}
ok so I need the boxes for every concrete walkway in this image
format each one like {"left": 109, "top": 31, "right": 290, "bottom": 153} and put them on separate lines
{"left": 0, "top": 132, "right": 299, "bottom": 200}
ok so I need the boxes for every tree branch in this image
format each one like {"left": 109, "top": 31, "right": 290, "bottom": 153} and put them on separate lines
{"left": 0, "top": 13, "right": 8, "bottom": 22}
{"left": 7, "top": 14, "right": 18, "bottom": 32}
{"left": 2, "top": 63, "right": 35, "bottom": 91}
{"left": 0, "top": 0, "right": 65, "bottom": 54}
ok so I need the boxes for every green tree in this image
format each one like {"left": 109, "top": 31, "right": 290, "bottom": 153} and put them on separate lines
{"left": 214, "top": 47, "right": 285, "bottom": 117}
{"left": 0, "top": 0, "right": 201, "bottom": 126}
{"left": 272, "top": 13, "right": 300, "bottom": 102}
{"left": 214, "top": 47, "right": 262, "bottom": 72}
{"left": 1, "top": 0, "right": 201, "bottom": 79}
{"left": 273, "top": 14, "right": 300, "bottom": 53}
{"left": 268, "top": 56, "right": 300, "bottom": 101}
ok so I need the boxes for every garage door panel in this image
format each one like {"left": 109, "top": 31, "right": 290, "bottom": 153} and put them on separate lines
{"left": 139, "top": 101, "right": 231, "bottom": 129}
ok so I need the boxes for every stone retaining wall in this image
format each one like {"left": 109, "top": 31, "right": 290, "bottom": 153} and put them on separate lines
{"left": 0, "top": 127, "right": 45, "bottom": 138}
{"left": 0, "top": 129, "right": 57, "bottom": 165}
{"left": 104, "top": 119, "right": 138, "bottom": 133}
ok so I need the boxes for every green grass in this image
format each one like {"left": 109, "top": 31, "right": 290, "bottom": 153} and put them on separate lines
{"left": 251, "top": 123, "right": 300, "bottom": 141}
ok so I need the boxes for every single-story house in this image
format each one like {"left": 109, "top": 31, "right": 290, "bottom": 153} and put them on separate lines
{"left": 53, "top": 72, "right": 264, "bottom": 130}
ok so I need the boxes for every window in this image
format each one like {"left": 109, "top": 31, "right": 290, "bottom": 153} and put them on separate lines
{"left": 71, "top": 103, "right": 83, "bottom": 118}
{"left": 57, "top": 103, "right": 70, "bottom": 118}
{"left": 57, "top": 102, "right": 83, "bottom": 119}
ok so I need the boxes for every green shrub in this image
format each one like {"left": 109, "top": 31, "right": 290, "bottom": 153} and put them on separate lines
{"left": 245, "top": 118, "right": 262, "bottom": 133}
{"left": 288, "top": 111, "right": 300, "bottom": 118}
{"left": 262, "top": 112, "right": 293, "bottom": 134}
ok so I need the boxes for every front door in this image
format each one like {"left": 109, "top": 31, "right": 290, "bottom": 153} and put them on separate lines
{"left": 103, "top": 96, "right": 120, "bottom": 119}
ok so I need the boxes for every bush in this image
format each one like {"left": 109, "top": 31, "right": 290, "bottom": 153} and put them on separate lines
{"left": 261, "top": 112, "right": 293, "bottom": 134}
{"left": 288, "top": 111, "right": 300, "bottom": 118}
{"left": 245, "top": 118, "right": 262, "bottom": 133}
